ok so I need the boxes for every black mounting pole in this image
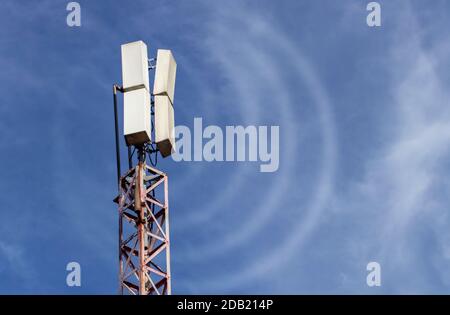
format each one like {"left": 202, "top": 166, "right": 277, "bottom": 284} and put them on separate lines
{"left": 138, "top": 146, "right": 146, "bottom": 163}
{"left": 113, "top": 84, "right": 122, "bottom": 187}
{"left": 128, "top": 146, "right": 133, "bottom": 170}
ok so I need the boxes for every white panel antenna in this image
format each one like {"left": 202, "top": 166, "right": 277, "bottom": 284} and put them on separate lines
{"left": 153, "top": 49, "right": 177, "bottom": 103}
{"left": 121, "top": 41, "right": 151, "bottom": 146}
{"left": 121, "top": 41, "right": 150, "bottom": 91}
{"left": 154, "top": 95, "right": 175, "bottom": 157}
{"left": 123, "top": 89, "right": 151, "bottom": 145}
{"left": 153, "top": 49, "right": 177, "bottom": 157}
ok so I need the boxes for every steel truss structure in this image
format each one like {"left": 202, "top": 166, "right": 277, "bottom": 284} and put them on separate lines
{"left": 116, "top": 161, "right": 171, "bottom": 295}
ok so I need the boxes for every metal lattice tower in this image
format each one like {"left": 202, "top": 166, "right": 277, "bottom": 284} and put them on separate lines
{"left": 116, "top": 161, "right": 171, "bottom": 295}
{"left": 113, "top": 40, "right": 176, "bottom": 295}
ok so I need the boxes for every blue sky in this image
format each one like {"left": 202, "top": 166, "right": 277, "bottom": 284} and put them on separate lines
{"left": 1, "top": 0, "right": 450, "bottom": 294}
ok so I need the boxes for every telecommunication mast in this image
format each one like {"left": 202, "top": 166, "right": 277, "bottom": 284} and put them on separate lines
{"left": 113, "top": 40, "right": 177, "bottom": 295}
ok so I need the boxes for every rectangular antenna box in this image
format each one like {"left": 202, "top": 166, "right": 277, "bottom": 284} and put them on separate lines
{"left": 153, "top": 49, "right": 177, "bottom": 103}
{"left": 121, "top": 41, "right": 150, "bottom": 91}
{"left": 154, "top": 95, "right": 175, "bottom": 157}
{"left": 123, "top": 88, "right": 151, "bottom": 145}
{"left": 121, "top": 40, "right": 151, "bottom": 146}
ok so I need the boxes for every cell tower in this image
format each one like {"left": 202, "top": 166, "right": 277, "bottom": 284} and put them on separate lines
{"left": 112, "top": 41, "right": 177, "bottom": 295}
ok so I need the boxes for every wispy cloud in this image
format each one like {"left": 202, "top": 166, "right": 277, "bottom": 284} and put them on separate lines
{"left": 332, "top": 1, "right": 450, "bottom": 293}
{"left": 172, "top": 2, "right": 337, "bottom": 292}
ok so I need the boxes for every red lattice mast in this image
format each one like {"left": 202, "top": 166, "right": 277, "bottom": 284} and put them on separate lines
{"left": 116, "top": 162, "right": 171, "bottom": 295}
